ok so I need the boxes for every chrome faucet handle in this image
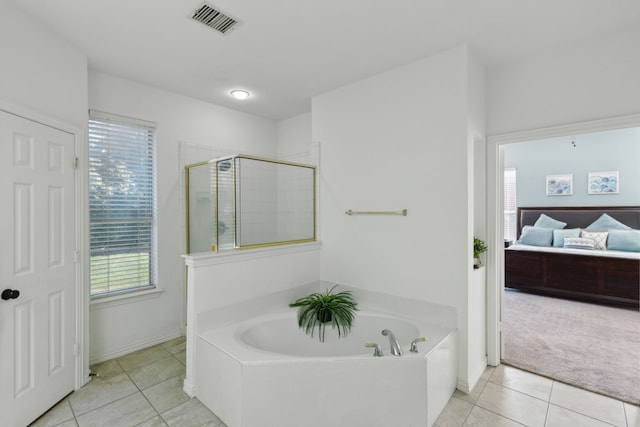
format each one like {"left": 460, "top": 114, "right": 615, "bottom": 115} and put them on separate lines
{"left": 410, "top": 337, "right": 426, "bottom": 353}
{"left": 364, "top": 342, "right": 384, "bottom": 357}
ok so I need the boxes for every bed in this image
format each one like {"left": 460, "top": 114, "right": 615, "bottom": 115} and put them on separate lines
{"left": 505, "top": 206, "right": 640, "bottom": 308}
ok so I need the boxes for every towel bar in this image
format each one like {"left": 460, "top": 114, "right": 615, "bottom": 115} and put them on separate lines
{"left": 345, "top": 209, "right": 407, "bottom": 216}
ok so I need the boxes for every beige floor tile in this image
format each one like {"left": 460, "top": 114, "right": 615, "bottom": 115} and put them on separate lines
{"left": 454, "top": 378, "right": 488, "bottom": 404}
{"left": 625, "top": 403, "right": 640, "bottom": 427}
{"left": 127, "top": 357, "right": 185, "bottom": 390}
{"left": 68, "top": 372, "right": 138, "bottom": 415}
{"left": 89, "top": 359, "right": 124, "bottom": 379}
{"left": 476, "top": 381, "right": 548, "bottom": 427}
{"left": 162, "top": 337, "right": 186, "bottom": 355}
{"left": 76, "top": 392, "right": 156, "bottom": 427}
{"left": 546, "top": 404, "right": 619, "bottom": 427}
{"left": 160, "top": 336, "right": 185, "bottom": 349}
{"left": 463, "top": 406, "right": 525, "bottom": 426}
{"left": 434, "top": 396, "right": 473, "bottom": 427}
{"left": 550, "top": 382, "right": 626, "bottom": 427}
{"left": 29, "top": 398, "right": 74, "bottom": 427}
{"left": 135, "top": 416, "right": 168, "bottom": 427}
{"left": 481, "top": 366, "right": 496, "bottom": 380}
{"left": 161, "top": 398, "right": 221, "bottom": 427}
{"left": 173, "top": 350, "right": 186, "bottom": 366}
{"left": 142, "top": 376, "right": 191, "bottom": 413}
{"left": 116, "top": 346, "right": 173, "bottom": 371}
{"left": 490, "top": 365, "right": 553, "bottom": 401}
{"left": 56, "top": 421, "right": 79, "bottom": 427}
{"left": 167, "top": 342, "right": 185, "bottom": 355}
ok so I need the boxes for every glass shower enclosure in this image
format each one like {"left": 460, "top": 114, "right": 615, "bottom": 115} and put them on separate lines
{"left": 185, "top": 154, "right": 316, "bottom": 253}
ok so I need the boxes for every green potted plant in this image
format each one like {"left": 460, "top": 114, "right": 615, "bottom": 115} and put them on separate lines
{"left": 474, "top": 237, "right": 488, "bottom": 269}
{"left": 289, "top": 285, "right": 358, "bottom": 342}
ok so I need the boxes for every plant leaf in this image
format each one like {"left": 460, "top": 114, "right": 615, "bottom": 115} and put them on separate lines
{"left": 289, "top": 285, "right": 358, "bottom": 342}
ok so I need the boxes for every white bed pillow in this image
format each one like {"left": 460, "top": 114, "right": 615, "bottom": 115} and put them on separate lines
{"left": 564, "top": 237, "right": 595, "bottom": 250}
{"left": 581, "top": 230, "right": 608, "bottom": 250}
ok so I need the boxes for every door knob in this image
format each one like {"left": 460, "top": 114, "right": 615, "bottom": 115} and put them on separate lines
{"left": 1, "top": 289, "right": 20, "bottom": 300}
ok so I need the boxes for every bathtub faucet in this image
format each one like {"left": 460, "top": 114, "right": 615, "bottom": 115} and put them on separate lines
{"left": 381, "top": 329, "right": 403, "bottom": 356}
{"left": 410, "top": 337, "right": 426, "bottom": 353}
{"left": 364, "top": 342, "right": 384, "bottom": 357}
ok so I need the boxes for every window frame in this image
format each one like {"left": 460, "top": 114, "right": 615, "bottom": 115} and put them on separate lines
{"left": 504, "top": 168, "right": 517, "bottom": 243}
{"left": 88, "top": 110, "right": 158, "bottom": 299}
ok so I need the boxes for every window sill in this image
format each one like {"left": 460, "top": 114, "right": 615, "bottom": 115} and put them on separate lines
{"left": 90, "top": 287, "right": 164, "bottom": 311}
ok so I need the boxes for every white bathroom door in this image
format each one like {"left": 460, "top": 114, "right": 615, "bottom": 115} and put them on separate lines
{"left": 0, "top": 110, "right": 77, "bottom": 427}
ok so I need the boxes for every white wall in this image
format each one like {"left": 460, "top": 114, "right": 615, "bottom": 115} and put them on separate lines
{"left": 487, "top": 26, "right": 640, "bottom": 135}
{"left": 466, "top": 50, "right": 488, "bottom": 386}
{"left": 312, "top": 45, "right": 485, "bottom": 389}
{"left": 277, "top": 113, "right": 312, "bottom": 158}
{"left": 88, "top": 71, "right": 278, "bottom": 362}
{"left": 469, "top": 49, "right": 487, "bottom": 241}
{"left": 0, "top": 1, "right": 88, "bottom": 130}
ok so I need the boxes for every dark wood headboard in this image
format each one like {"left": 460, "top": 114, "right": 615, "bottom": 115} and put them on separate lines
{"left": 517, "top": 206, "right": 640, "bottom": 238}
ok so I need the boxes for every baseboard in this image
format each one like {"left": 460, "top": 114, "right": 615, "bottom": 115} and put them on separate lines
{"left": 183, "top": 379, "right": 197, "bottom": 398}
{"left": 457, "top": 356, "right": 488, "bottom": 393}
{"left": 89, "top": 330, "right": 183, "bottom": 365}
{"left": 469, "top": 356, "right": 489, "bottom": 390}
{"left": 456, "top": 379, "right": 469, "bottom": 393}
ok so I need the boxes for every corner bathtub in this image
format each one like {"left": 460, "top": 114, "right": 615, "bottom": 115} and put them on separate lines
{"left": 196, "top": 309, "right": 457, "bottom": 427}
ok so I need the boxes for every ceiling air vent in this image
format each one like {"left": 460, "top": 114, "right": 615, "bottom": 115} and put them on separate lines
{"left": 192, "top": 3, "right": 238, "bottom": 35}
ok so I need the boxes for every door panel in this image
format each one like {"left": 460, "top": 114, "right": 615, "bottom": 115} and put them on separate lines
{"left": 13, "top": 183, "right": 33, "bottom": 275}
{"left": 0, "top": 110, "right": 76, "bottom": 427}
{"left": 14, "top": 300, "right": 34, "bottom": 398}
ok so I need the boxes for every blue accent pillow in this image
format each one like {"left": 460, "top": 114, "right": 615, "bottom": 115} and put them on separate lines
{"left": 586, "top": 213, "right": 631, "bottom": 231}
{"left": 534, "top": 214, "right": 567, "bottom": 230}
{"left": 552, "top": 228, "right": 581, "bottom": 247}
{"left": 607, "top": 229, "right": 640, "bottom": 252}
{"left": 519, "top": 226, "right": 554, "bottom": 247}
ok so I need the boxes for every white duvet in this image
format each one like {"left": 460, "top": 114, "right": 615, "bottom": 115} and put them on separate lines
{"left": 507, "top": 243, "right": 640, "bottom": 260}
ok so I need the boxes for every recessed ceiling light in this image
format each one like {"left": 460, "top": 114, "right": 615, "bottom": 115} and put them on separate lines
{"left": 230, "top": 90, "right": 250, "bottom": 100}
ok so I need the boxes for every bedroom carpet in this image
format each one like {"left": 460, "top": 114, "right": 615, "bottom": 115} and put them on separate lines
{"left": 502, "top": 289, "right": 640, "bottom": 406}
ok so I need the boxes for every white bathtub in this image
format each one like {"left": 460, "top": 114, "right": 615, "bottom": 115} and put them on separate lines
{"left": 241, "top": 310, "right": 419, "bottom": 357}
{"left": 196, "top": 308, "right": 457, "bottom": 427}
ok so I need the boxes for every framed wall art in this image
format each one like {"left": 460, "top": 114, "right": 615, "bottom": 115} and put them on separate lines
{"left": 546, "top": 174, "right": 573, "bottom": 196}
{"left": 588, "top": 171, "right": 619, "bottom": 194}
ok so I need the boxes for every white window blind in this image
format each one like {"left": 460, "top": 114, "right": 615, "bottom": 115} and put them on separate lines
{"left": 88, "top": 111, "right": 157, "bottom": 297}
{"left": 504, "top": 168, "right": 517, "bottom": 242}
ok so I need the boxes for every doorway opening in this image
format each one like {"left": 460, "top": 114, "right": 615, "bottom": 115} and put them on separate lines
{"left": 486, "top": 114, "right": 640, "bottom": 405}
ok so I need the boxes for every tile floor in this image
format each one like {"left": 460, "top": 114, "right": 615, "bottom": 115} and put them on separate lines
{"left": 29, "top": 337, "right": 225, "bottom": 427}
{"left": 436, "top": 365, "right": 640, "bottom": 427}
{"left": 30, "top": 337, "right": 639, "bottom": 427}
